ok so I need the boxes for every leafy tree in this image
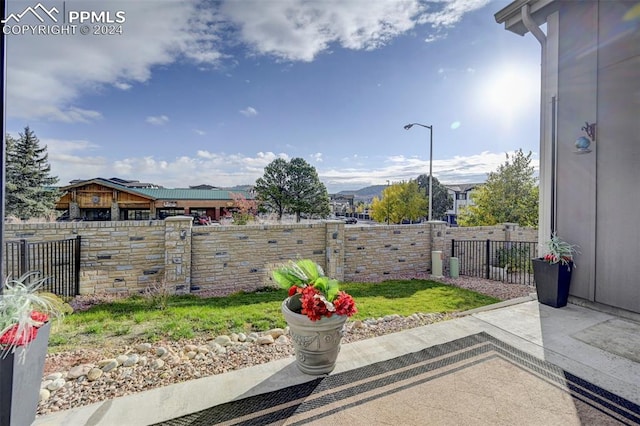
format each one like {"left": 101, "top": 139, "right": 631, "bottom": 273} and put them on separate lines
{"left": 255, "top": 158, "right": 290, "bottom": 220}
{"left": 254, "top": 158, "right": 330, "bottom": 221}
{"left": 371, "top": 181, "right": 427, "bottom": 224}
{"left": 371, "top": 185, "right": 397, "bottom": 224}
{"left": 229, "top": 192, "right": 257, "bottom": 225}
{"left": 5, "top": 127, "right": 59, "bottom": 219}
{"left": 415, "top": 174, "right": 453, "bottom": 221}
{"left": 457, "top": 149, "right": 538, "bottom": 227}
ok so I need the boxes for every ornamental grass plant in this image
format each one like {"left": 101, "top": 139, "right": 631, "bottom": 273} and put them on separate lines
{"left": 0, "top": 273, "right": 69, "bottom": 360}
{"left": 539, "top": 233, "right": 579, "bottom": 267}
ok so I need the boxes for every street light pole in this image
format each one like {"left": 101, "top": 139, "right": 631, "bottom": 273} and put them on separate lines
{"left": 404, "top": 123, "right": 433, "bottom": 222}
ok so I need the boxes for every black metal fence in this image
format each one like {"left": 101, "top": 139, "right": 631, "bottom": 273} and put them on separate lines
{"left": 3, "top": 237, "right": 81, "bottom": 297}
{"left": 451, "top": 239, "right": 537, "bottom": 286}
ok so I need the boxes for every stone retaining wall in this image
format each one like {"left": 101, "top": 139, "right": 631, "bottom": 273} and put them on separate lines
{"left": 4, "top": 220, "right": 536, "bottom": 295}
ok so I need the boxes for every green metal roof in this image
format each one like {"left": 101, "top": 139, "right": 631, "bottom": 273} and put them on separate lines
{"left": 132, "top": 188, "right": 254, "bottom": 200}
{"left": 59, "top": 178, "right": 254, "bottom": 201}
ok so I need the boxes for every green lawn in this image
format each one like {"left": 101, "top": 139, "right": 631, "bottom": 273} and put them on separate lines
{"left": 48, "top": 280, "right": 499, "bottom": 352}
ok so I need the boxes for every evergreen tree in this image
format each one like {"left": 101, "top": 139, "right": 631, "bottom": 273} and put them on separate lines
{"left": 287, "top": 158, "right": 330, "bottom": 221}
{"left": 5, "top": 127, "right": 59, "bottom": 219}
{"left": 415, "top": 174, "right": 453, "bottom": 221}
{"left": 255, "top": 158, "right": 289, "bottom": 220}
{"left": 255, "top": 157, "right": 330, "bottom": 221}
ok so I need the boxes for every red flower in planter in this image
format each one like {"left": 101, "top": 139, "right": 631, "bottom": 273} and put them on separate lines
{"left": 30, "top": 311, "right": 49, "bottom": 324}
{"left": 300, "top": 286, "right": 332, "bottom": 321}
{"left": 334, "top": 291, "right": 357, "bottom": 317}
{"left": 0, "top": 323, "right": 38, "bottom": 346}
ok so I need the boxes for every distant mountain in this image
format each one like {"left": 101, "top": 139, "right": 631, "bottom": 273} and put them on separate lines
{"left": 338, "top": 185, "right": 386, "bottom": 202}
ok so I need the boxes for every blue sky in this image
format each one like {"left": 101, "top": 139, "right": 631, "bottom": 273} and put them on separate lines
{"left": 4, "top": 0, "right": 541, "bottom": 193}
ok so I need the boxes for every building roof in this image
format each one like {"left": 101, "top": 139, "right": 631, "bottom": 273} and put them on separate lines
{"left": 494, "top": 0, "right": 557, "bottom": 35}
{"left": 60, "top": 178, "right": 253, "bottom": 201}
{"left": 445, "top": 183, "right": 483, "bottom": 193}
{"left": 68, "top": 177, "right": 163, "bottom": 188}
{"left": 133, "top": 188, "right": 254, "bottom": 200}
{"left": 188, "top": 184, "right": 220, "bottom": 190}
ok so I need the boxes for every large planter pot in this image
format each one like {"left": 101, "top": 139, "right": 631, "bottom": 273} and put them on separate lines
{"left": 281, "top": 297, "right": 347, "bottom": 375}
{"left": 532, "top": 258, "right": 573, "bottom": 308}
{"left": 0, "top": 322, "right": 51, "bottom": 426}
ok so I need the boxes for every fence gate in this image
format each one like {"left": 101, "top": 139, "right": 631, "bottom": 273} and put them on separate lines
{"left": 451, "top": 239, "right": 536, "bottom": 286}
{"left": 3, "top": 236, "right": 81, "bottom": 297}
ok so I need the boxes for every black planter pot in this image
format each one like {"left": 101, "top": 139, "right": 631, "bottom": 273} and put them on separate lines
{"left": 0, "top": 322, "right": 51, "bottom": 426}
{"left": 532, "top": 258, "right": 573, "bottom": 308}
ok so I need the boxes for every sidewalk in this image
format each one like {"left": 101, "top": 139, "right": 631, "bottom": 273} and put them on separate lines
{"left": 34, "top": 298, "right": 640, "bottom": 425}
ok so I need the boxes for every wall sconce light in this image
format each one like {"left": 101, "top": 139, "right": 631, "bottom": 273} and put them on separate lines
{"left": 575, "top": 121, "right": 596, "bottom": 154}
{"left": 180, "top": 229, "right": 187, "bottom": 240}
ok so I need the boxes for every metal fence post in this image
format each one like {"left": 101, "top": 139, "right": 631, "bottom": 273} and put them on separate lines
{"left": 19, "top": 239, "right": 28, "bottom": 278}
{"left": 74, "top": 235, "right": 81, "bottom": 295}
{"left": 485, "top": 239, "right": 490, "bottom": 279}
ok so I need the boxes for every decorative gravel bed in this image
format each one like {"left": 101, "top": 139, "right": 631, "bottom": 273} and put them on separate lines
{"left": 38, "top": 275, "right": 535, "bottom": 416}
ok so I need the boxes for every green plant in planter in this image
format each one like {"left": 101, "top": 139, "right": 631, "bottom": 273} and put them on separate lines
{"left": 272, "top": 259, "right": 357, "bottom": 375}
{"left": 539, "top": 233, "right": 579, "bottom": 267}
{"left": 272, "top": 259, "right": 357, "bottom": 321}
{"left": 0, "top": 273, "right": 68, "bottom": 359}
{"left": 533, "top": 234, "right": 580, "bottom": 309}
{"left": 1, "top": 273, "right": 69, "bottom": 426}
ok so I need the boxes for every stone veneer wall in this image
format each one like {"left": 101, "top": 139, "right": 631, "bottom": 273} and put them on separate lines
{"left": 343, "top": 224, "right": 431, "bottom": 281}
{"left": 3, "top": 219, "right": 536, "bottom": 295}
{"left": 190, "top": 222, "right": 336, "bottom": 294}
{"left": 4, "top": 220, "right": 167, "bottom": 295}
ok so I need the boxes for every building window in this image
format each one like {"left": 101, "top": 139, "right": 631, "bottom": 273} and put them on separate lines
{"left": 124, "top": 210, "right": 150, "bottom": 220}
{"left": 158, "top": 209, "right": 185, "bottom": 219}
{"left": 457, "top": 193, "right": 467, "bottom": 200}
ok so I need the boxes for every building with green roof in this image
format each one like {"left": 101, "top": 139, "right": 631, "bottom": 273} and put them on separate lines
{"left": 56, "top": 178, "right": 254, "bottom": 221}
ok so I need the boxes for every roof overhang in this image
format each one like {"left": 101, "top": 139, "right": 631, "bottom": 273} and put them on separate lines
{"left": 494, "top": 0, "right": 558, "bottom": 35}
{"left": 60, "top": 178, "right": 158, "bottom": 201}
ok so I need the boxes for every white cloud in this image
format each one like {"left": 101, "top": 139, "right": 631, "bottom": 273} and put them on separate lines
{"left": 38, "top": 138, "right": 108, "bottom": 185}
{"left": 419, "top": 0, "right": 491, "bottom": 27}
{"left": 109, "top": 151, "right": 290, "bottom": 188}
{"left": 48, "top": 147, "right": 537, "bottom": 192}
{"left": 239, "top": 106, "right": 258, "bottom": 117}
{"left": 220, "top": 0, "right": 424, "bottom": 62}
{"left": 321, "top": 151, "right": 538, "bottom": 192}
{"left": 424, "top": 34, "right": 444, "bottom": 43}
{"left": 6, "top": 0, "right": 488, "bottom": 122}
{"left": 6, "top": 1, "right": 226, "bottom": 122}
{"left": 146, "top": 115, "right": 170, "bottom": 126}
{"left": 194, "top": 129, "right": 206, "bottom": 135}
{"left": 114, "top": 82, "right": 133, "bottom": 90}
{"left": 310, "top": 153, "right": 323, "bottom": 162}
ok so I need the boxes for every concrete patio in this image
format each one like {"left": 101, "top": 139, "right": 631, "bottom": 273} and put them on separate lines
{"left": 33, "top": 296, "right": 640, "bottom": 425}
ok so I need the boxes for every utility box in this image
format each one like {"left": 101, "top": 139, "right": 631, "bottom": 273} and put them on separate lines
{"left": 431, "top": 250, "right": 444, "bottom": 278}
{"left": 450, "top": 257, "right": 459, "bottom": 278}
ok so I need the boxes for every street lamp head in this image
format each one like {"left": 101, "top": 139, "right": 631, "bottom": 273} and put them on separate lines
{"left": 403, "top": 121, "right": 434, "bottom": 221}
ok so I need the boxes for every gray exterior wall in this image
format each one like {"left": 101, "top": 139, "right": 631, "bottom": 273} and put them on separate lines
{"left": 551, "top": 1, "right": 639, "bottom": 312}
{"left": 496, "top": 0, "right": 639, "bottom": 314}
